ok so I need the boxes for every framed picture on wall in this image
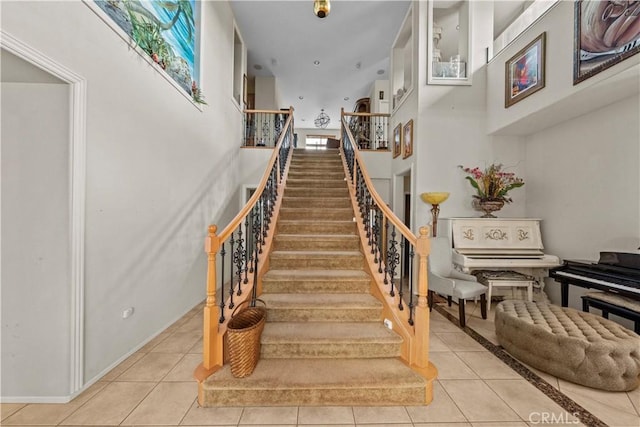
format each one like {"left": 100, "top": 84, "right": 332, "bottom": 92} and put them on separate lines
{"left": 403, "top": 120, "right": 413, "bottom": 159}
{"left": 393, "top": 123, "right": 402, "bottom": 158}
{"left": 573, "top": 1, "right": 640, "bottom": 85}
{"left": 505, "top": 32, "right": 546, "bottom": 108}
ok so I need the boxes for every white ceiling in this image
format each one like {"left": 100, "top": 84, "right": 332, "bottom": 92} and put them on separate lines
{"left": 230, "top": 0, "right": 528, "bottom": 129}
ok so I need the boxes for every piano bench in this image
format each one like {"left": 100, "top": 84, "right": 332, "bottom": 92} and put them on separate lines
{"left": 495, "top": 300, "right": 640, "bottom": 391}
{"left": 473, "top": 270, "right": 535, "bottom": 312}
{"left": 581, "top": 291, "right": 640, "bottom": 334}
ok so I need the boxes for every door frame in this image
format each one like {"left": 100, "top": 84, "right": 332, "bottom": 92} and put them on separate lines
{"left": 1, "top": 30, "right": 87, "bottom": 398}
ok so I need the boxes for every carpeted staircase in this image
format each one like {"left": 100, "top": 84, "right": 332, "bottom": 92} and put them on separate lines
{"left": 200, "top": 149, "right": 428, "bottom": 406}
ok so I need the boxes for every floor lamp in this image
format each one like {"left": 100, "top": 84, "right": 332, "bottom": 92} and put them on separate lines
{"left": 420, "top": 192, "right": 449, "bottom": 237}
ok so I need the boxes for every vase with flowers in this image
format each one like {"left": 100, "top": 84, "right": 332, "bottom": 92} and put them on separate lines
{"left": 459, "top": 163, "right": 524, "bottom": 218}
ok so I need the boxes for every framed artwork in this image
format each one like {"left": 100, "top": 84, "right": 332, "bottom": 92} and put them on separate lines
{"left": 393, "top": 123, "right": 402, "bottom": 158}
{"left": 92, "top": 0, "right": 200, "bottom": 98}
{"left": 403, "top": 120, "right": 413, "bottom": 159}
{"left": 505, "top": 32, "right": 546, "bottom": 108}
{"left": 574, "top": 1, "right": 640, "bottom": 85}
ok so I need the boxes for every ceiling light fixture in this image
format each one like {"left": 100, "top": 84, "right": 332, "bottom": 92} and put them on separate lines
{"left": 377, "top": 69, "right": 385, "bottom": 75}
{"left": 313, "top": 60, "right": 320, "bottom": 66}
{"left": 299, "top": 96, "right": 304, "bottom": 100}
{"left": 314, "top": 109, "right": 330, "bottom": 128}
{"left": 313, "top": 0, "right": 330, "bottom": 18}
{"left": 254, "top": 64, "right": 263, "bottom": 70}
{"left": 344, "top": 97, "right": 350, "bottom": 101}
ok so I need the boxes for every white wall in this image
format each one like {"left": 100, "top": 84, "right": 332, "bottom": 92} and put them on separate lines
{"left": 1, "top": 82, "right": 71, "bottom": 398}
{"left": 1, "top": 0, "right": 244, "bottom": 399}
{"left": 525, "top": 95, "right": 640, "bottom": 317}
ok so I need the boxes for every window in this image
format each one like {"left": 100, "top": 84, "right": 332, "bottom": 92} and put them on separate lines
{"left": 305, "top": 135, "right": 335, "bottom": 150}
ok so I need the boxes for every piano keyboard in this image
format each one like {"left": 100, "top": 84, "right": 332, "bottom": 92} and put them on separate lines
{"left": 552, "top": 270, "right": 640, "bottom": 296}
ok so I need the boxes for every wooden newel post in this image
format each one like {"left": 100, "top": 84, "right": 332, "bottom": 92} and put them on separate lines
{"left": 412, "top": 226, "right": 431, "bottom": 368}
{"left": 203, "top": 225, "right": 223, "bottom": 370}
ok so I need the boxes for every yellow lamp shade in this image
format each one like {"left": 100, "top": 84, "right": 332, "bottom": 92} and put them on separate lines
{"left": 420, "top": 192, "right": 450, "bottom": 205}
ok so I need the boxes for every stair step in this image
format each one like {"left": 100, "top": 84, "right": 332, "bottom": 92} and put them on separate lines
{"left": 282, "top": 197, "right": 352, "bottom": 208}
{"left": 277, "top": 220, "right": 355, "bottom": 235}
{"left": 284, "top": 187, "right": 349, "bottom": 198}
{"left": 269, "top": 250, "right": 363, "bottom": 270}
{"left": 289, "top": 164, "right": 343, "bottom": 172}
{"left": 261, "top": 293, "right": 381, "bottom": 322}
{"left": 262, "top": 270, "right": 371, "bottom": 294}
{"left": 200, "top": 358, "right": 427, "bottom": 406}
{"left": 288, "top": 170, "right": 345, "bottom": 179}
{"left": 280, "top": 207, "right": 353, "bottom": 221}
{"left": 274, "top": 234, "right": 360, "bottom": 251}
{"left": 261, "top": 322, "right": 402, "bottom": 359}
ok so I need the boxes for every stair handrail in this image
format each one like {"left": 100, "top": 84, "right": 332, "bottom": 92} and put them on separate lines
{"left": 340, "top": 109, "right": 432, "bottom": 373}
{"left": 196, "top": 107, "right": 294, "bottom": 382}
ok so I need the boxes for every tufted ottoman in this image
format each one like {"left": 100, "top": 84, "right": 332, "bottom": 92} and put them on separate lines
{"left": 495, "top": 300, "right": 640, "bottom": 391}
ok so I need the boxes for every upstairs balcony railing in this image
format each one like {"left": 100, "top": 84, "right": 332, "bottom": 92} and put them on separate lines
{"left": 342, "top": 110, "right": 390, "bottom": 151}
{"left": 195, "top": 108, "right": 294, "bottom": 382}
{"left": 340, "top": 111, "right": 433, "bottom": 374}
{"left": 243, "top": 109, "right": 292, "bottom": 147}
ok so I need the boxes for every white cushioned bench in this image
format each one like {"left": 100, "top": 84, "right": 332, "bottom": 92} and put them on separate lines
{"left": 495, "top": 300, "right": 640, "bottom": 391}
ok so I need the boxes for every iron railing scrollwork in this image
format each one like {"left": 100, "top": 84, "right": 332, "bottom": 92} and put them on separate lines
{"left": 199, "top": 108, "right": 293, "bottom": 378}
{"left": 243, "top": 109, "right": 289, "bottom": 147}
{"left": 340, "top": 110, "right": 431, "bottom": 371}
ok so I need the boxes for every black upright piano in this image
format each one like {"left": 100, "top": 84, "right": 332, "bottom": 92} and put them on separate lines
{"left": 550, "top": 251, "right": 640, "bottom": 306}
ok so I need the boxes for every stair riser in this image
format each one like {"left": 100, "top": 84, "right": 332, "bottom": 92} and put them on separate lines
{"left": 282, "top": 198, "right": 351, "bottom": 208}
{"left": 277, "top": 222, "right": 355, "bottom": 235}
{"left": 269, "top": 256, "right": 364, "bottom": 270}
{"left": 284, "top": 188, "right": 349, "bottom": 198}
{"left": 266, "top": 308, "right": 380, "bottom": 322}
{"left": 279, "top": 209, "right": 353, "bottom": 221}
{"left": 289, "top": 165, "right": 343, "bottom": 172}
{"left": 261, "top": 342, "right": 400, "bottom": 359}
{"left": 286, "top": 180, "right": 347, "bottom": 188}
{"left": 201, "top": 386, "right": 425, "bottom": 406}
{"left": 274, "top": 239, "right": 360, "bottom": 251}
{"left": 261, "top": 280, "right": 370, "bottom": 294}
{"left": 288, "top": 171, "right": 345, "bottom": 179}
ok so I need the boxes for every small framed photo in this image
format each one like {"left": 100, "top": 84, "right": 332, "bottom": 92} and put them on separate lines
{"left": 393, "top": 123, "right": 402, "bottom": 158}
{"left": 402, "top": 119, "right": 413, "bottom": 159}
{"left": 573, "top": 2, "right": 640, "bottom": 85}
{"left": 505, "top": 32, "right": 546, "bottom": 108}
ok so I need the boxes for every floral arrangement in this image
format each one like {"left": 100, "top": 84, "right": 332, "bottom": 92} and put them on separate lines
{"left": 459, "top": 163, "right": 524, "bottom": 203}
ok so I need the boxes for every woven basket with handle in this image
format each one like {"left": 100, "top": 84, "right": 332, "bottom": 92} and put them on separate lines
{"left": 227, "top": 299, "right": 266, "bottom": 378}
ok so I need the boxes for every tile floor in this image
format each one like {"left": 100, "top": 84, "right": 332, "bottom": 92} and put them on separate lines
{"left": 2, "top": 300, "right": 639, "bottom": 426}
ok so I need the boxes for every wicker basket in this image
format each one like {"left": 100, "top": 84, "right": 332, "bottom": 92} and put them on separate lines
{"left": 227, "top": 299, "right": 266, "bottom": 378}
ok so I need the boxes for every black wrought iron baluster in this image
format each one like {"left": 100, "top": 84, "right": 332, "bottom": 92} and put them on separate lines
{"left": 235, "top": 224, "right": 244, "bottom": 296}
{"left": 377, "top": 210, "right": 384, "bottom": 273}
{"left": 398, "top": 236, "right": 405, "bottom": 311}
{"left": 219, "top": 242, "right": 226, "bottom": 323}
{"left": 259, "top": 197, "right": 266, "bottom": 252}
{"left": 408, "top": 244, "right": 415, "bottom": 326}
{"left": 249, "top": 207, "right": 256, "bottom": 273}
{"left": 228, "top": 233, "right": 236, "bottom": 309}
{"left": 371, "top": 204, "right": 378, "bottom": 256}
{"left": 387, "top": 225, "right": 399, "bottom": 297}
{"left": 365, "top": 191, "right": 372, "bottom": 244}
{"left": 252, "top": 204, "right": 261, "bottom": 265}
{"left": 383, "top": 219, "right": 389, "bottom": 284}
{"left": 244, "top": 216, "right": 249, "bottom": 284}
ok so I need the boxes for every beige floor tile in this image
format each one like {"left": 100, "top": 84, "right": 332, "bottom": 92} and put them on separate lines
{"left": 152, "top": 330, "right": 202, "bottom": 354}
{"left": 428, "top": 333, "right": 451, "bottom": 352}
{"left": 101, "top": 352, "right": 146, "bottom": 381}
{"left": 406, "top": 382, "right": 467, "bottom": 423}
{"left": 118, "top": 352, "right": 184, "bottom": 381}
{"left": 302, "top": 425, "right": 353, "bottom": 427}
{"left": 353, "top": 424, "right": 411, "bottom": 427}
{"left": 297, "top": 406, "right": 354, "bottom": 424}
{"left": 60, "top": 381, "right": 155, "bottom": 425}
{"left": 627, "top": 387, "right": 640, "bottom": 416}
{"left": 434, "top": 332, "right": 486, "bottom": 352}
{"left": 439, "top": 380, "right": 521, "bottom": 422}
{"left": 414, "top": 424, "right": 471, "bottom": 427}
{"left": 176, "top": 315, "right": 204, "bottom": 334}
{"left": 122, "top": 382, "right": 196, "bottom": 425}
{"left": 485, "top": 379, "right": 578, "bottom": 424}
{"left": 2, "top": 403, "right": 83, "bottom": 425}
{"left": 429, "top": 352, "right": 479, "bottom": 380}
{"left": 164, "top": 354, "right": 203, "bottom": 381}
{"left": 189, "top": 338, "right": 204, "bottom": 353}
{"left": 180, "top": 401, "right": 243, "bottom": 425}
{"left": 517, "top": 363, "right": 559, "bottom": 390}
{"left": 352, "top": 406, "right": 411, "bottom": 424}
{"left": 238, "top": 407, "right": 298, "bottom": 424}
{"left": 471, "top": 422, "right": 528, "bottom": 426}
{"left": 455, "top": 352, "right": 520, "bottom": 380}
{"left": 237, "top": 425, "right": 295, "bottom": 427}
{"left": 1, "top": 403, "right": 27, "bottom": 421}
{"left": 70, "top": 381, "right": 111, "bottom": 406}
{"left": 139, "top": 330, "right": 173, "bottom": 353}
{"left": 558, "top": 379, "right": 640, "bottom": 427}
{"left": 430, "top": 314, "right": 462, "bottom": 333}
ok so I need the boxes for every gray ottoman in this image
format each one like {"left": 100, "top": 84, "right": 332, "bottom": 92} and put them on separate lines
{"left": 495, "top": 300, "right": 640, "bottom": 391}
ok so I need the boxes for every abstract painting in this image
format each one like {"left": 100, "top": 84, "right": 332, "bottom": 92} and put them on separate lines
{"left": 505, "top": 32, "right": 546, "bottom": 108}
